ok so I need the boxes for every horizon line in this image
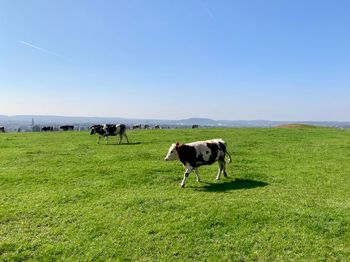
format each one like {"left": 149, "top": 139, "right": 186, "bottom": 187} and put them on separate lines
{"left": 1, "top": 114, "right": 349, "bottom": 123}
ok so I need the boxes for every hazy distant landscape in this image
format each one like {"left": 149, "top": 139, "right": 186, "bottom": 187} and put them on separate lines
{"left": 1, "top": 115, "right": 350, "bottom": 132}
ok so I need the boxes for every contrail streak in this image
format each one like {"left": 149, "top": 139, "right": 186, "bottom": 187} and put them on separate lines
{"left": 200, "top": 0, "right": 216, "bottom": 23}
{"left": 18, "top": 40, "right": 67, "bottom": 59}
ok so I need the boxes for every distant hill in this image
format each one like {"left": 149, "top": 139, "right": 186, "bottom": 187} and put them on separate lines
{"left": 176, "top": 118, "right": 218, "bottom": 126}
{"left": 1, "top": 115, "right": 350, "bottom": 131}
{"left": 276, "top": 124, "right": 318, "bottom": 129}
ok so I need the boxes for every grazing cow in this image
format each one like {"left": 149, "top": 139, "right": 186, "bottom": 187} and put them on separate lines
{"left": 133, "top": 124, "right": 142, "bottom": 129}
{"left": 60, "top": 125, "right": 74, "bottom": 131}
{"left": 0, "top": 126, "right": 5, "bottom": 133}
{"left": 41, "top": 126, "right": 53, "bottom": 131}
{"left": 192, "top": 124, "right": 199, "bottom": 128}
{"left": 90, "top": 124, "right": 129, "bottom": 144}
{"left": 144, "top": 124, "right": 149, "bottom": 129}
{"left": 164, "top": 139, "right": 232, "bottom": 187}
{"left": 154, "top": 125, "right": 161, "bottom": 129}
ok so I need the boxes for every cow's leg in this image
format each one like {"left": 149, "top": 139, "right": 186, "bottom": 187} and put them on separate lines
{"left": 118, "top": 134, "right": 122, "bottom": 144}
{"left": 98, "top": 135, "right": 101, "bottom": 144}
{"left": 194, "top": 168, "right": 201, "bottom": 182}
{"left": 216, "top": 160, "right": 224, "bottom": 180}
{"left": 222, "top": 161, "right": 228, "bottom": 178}
{"left": 181, "top": 166, "right": 193, "bottom": 188}
{"left": 124, "top": 133, "right": 130, "bottom": 143}
{"left": 105, "top": 135, "right": 109, "bottom": 144}
{"left": 219, "top": 158, "right": 228, "bottom": 178}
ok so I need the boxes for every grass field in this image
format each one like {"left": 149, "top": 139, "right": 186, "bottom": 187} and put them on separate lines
{"left": 1, "top": 127, "right": 350, "bottom": 261}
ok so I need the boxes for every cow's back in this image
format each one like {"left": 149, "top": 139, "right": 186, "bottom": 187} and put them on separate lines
{"left": 184, "top": 139, "right": 227, "bottom": 167}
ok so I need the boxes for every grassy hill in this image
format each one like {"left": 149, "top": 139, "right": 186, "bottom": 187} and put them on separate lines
{"left": 276, "top": 123, "right": 318, "bottom": 129}
{"left": 1, "top": 127, "right": 350, "bottom": 260}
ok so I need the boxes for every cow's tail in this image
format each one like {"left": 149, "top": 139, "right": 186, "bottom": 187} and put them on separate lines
{"left": 225, "top": 150, "right": 232, "bottom": 164}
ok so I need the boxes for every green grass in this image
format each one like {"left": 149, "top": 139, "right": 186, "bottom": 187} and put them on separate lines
{"left": 1, "top": 127, "right": 350, "bottom": 261}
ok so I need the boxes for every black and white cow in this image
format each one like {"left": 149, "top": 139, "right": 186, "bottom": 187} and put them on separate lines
{"left": 41, "top": 126, "right": 53, "bottom": 131}
{"left": 0, "top": 126, "right": 5, "bottom": 133}
{"left": 60, "top": 125, "right": 74, "bottom": 131}
{"left": 90, "top": 124, "right": 129, "bottom": 144}
{"left": 164, "top": 138, "right": 232, "bottom": 187}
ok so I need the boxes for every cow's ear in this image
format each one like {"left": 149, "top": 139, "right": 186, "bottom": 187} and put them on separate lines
{"left": 176, "top": 142, "right": 180, "bottom": 147}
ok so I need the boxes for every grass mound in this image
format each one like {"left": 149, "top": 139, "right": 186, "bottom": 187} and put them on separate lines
{"left": 276, "top": 123, "right": 318, "bottom": 128}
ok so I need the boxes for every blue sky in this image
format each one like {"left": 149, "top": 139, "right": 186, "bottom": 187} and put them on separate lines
{"left": 1, "top": 0, "right": 349, "bottom": 121}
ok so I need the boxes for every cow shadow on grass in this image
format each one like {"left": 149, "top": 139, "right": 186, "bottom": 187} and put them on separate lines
{"left": 105, "top": 142, "right": 141, "bottom": 146}
{"left": 195, "top": 178, "right": 268, "bottom": 192}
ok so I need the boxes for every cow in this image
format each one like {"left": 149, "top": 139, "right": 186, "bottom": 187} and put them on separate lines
{"left": 133, "top": 124, "right": 142, "bottom": 129}
{"left": 164, "top": 138, "right": 232, "bottom": 187}
{"left": 90, "top": 124, "right": 129, "bottom": 144}
{"left": 41, "top": 126, "right": 53, "bottom": 131}
{"left": 192, "top": 124, "right": 199, "bottom": 128}
{"left": 144, "top": 124, "right": 150, "bottom": 129}
{"left": 0, "top": 126, "right": 5, "bottom": 133}
{"left": 60, "top": 125, "right": 74, "bottom": 131}
{"left": 154, "top": 125, "right": 161, "bottom": 129}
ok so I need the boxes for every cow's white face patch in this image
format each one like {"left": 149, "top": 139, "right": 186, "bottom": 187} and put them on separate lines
{"left": 164, "top": 144, "right": 179, "bottom": 161}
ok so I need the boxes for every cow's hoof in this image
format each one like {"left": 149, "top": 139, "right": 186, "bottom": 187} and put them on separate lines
{"left": 180, "top": 184, "right": 185, "bottom": 188}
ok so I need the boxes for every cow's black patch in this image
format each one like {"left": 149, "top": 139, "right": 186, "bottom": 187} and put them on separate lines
{"left": 105, "top": 124, "right": 116, "bottom": 136}
{"left": 176, "top": 144, "right": 197, "bottom": 167}
{"left": 197, "top": 152, "right": 206, "bottom": 163}
{"left": 206, "top": 142, "right": 219, "bottom": 164}
{"left": 218, "top": 142, "right": 226, "bottom": 152}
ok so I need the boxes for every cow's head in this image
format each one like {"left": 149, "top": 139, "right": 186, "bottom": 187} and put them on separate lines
{"left": 164, "top": 142, "right": 180, "bottom": 161}
{"left": 90, "top": 125, "right": 101, "bottom": 135}
{"left": 90, "top": 127, "right": 96, "bottom": 135}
